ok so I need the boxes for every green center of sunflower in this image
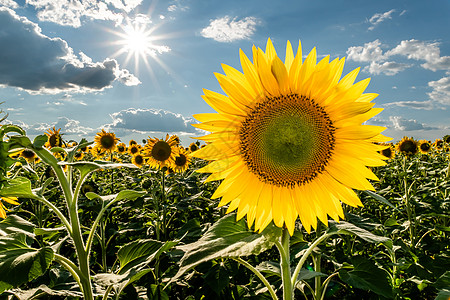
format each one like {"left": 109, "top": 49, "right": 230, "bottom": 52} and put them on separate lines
{"left": 175, "top": 154, "right": 187, "bottom": 166}
{"left": 100, "top": 135, "right": 115, "bottom": 150}
{"left": 151, "top": 141, "right": 171, "bottom": 161}
{"left": 240, "top": 93, "right": 335, "bottom": 187}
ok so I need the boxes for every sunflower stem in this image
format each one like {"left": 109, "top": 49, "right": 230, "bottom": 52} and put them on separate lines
{"left": 161, "top": 169, "right": 167, "bottom": 240}
{"left": 276, "top": 227, "right": 293, "bottom": 300}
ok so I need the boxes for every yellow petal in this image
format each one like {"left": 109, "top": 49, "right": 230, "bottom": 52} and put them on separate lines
{"left": 255, "top": 48, "right": 280, "bottom": 97}
{"left": 285, "top": 40, "right": 295, "bottom": 71}
{"left": 271, "top": 56, "right": 290, "bottom": 94}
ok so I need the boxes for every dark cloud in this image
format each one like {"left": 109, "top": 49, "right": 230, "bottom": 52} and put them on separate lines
{"left": 0, "top": 8, "right": 139, "bottom": 93}
{"left": 104, "top": 108, "right": 198, "bottom": 133}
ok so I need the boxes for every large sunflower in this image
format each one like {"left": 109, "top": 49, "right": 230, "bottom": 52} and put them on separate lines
{"left": 94, "top": 129, "right": 120, "bottom": 153}
{"left": 45, "top": 126, "right": 63, "bottom": 149}
{"left": 192, "top": 39, "right": 389, "bottom": 235}
{"left": 144, "top": 134, "right": 178, "bottom": 169}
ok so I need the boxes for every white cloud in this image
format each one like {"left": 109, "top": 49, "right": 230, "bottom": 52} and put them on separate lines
{"left": 346, "top": 40, "right": 385, "bottom": 62}
{"left": 24, "top": 0, "right": 143, "bottom": 27}
{"left": 104, "top": 108, "right": 199, "bottom": 133}
{"left": 386, "top": 39, "right": 450, "bottom": 71}
{"left": 389, "top": 116, "right": 438, "bottom": 131}
{"left": 0, "top": 0, "right": 18, "bottom": 8}
{"left": 428, "top": 76, "right": 450, "bottom": 105}
{"left": 201, "top": 16, "right": 261, "bottom": 42}
{"left": 0, "top": 8, "right": 139, "bottom": 94}
{"left": 368, "top": 9, "right": 396, "bottom": 31}
{"left": 363, "top": 61, "right": 411, "bottom": 76}
{"left": 383, "top": 100, "right": 435, "bottom": 110}
{"left": 12, "top": 116, "right": 93, "bottom": 136}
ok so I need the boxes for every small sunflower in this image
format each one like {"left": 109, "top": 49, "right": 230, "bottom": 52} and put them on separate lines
{"left": 379, "top": 143, "right": 395, "bottom": 159}
{"left": 172, "top": 147, "right": 191, "bottom": 173}
{"left": 91, "top": 146, "right": 105, "bottom": 158}
{"left": 74, "top": 151, "right": 84, "bottom": 161}
{"left": 94, "top": 129, "right": 120, "bottom": 153}
{"left": 434, "top": 139, "right": 444, "bottom": 151}
{"left": 192, "top": 38, "right": 389, "bottom": 234}
{"left": 418, "top": 140, "right": 432, "bottom": 154}
{"left": 0, "top": 196, "right": 19, "bottom": 219}
{"left": 396, "top": 137, "right": 418, "bottom": 157}
{"left": 131, "top": 153, "right": 145, "bottom": 168}
{"left": 128, "top": 144, "right": 140, "bottom": 156}
{"left": 189, "top": 142, "right": 199, "bottom": 152}
{"left": 45, "top": 126, "right": 63, "bottom": 149}
{"left": 20, "top": 149, "right": 37, "bottom": 163}
{"left": 129, "top": 139, "right": 138, "bottom": 146}
{"left": 144, "top": 134, "right": 177, "bottom": 169}
{"left": 116, "top": 142, "right": 127, "bottom": 154}
{"left": 443, "top": 135, "right": 450, "bottom": 144}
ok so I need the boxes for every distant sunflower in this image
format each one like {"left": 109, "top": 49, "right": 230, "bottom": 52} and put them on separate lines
{"left": 144, "top": 134, "right": 177, "bottom": 169}
{"left": 192, "top": 38, "right": 389, "bottom": 234}
{"left": 0, "top": 196, "right": 19, "bottom": 219}
{"left": 91, "top": 146, "right": 105, "bottom": 158}
{"left": 418, "top": 140, "right": 432, "bottom": 154}
{"left": 74, "top": 151, "right": 84, "bottom": 161}
{"left": 396, "top": 137, "right": 418, "bottom": 157}
{"left": 20, "top": 149, "right": 37, "bottom": 163}
{"left": 94, "top": 129, "right": 119, "bottom": 153}
{"left": 443, "top": 135, "right": 450, "bottom": 144}
{"left": 379, "top": 143, "right": 395, "bottom": 159}
{"left": 128, "top": 144, "right": 140, "bottom": 156}
{"left": 116, "top": 142, "right": 127, "bottom": 154}
{"left": 189, "top": 142, "right": 199, "bottom": 152}
{"left": 45, "top": 127, "right": 63, "bottom": 149}
{"left": 434, "top": 139, "right": 444, "bottom": 151}
{"left": 172, "top": 147, "right": 191, "bottom": 173}
{"left": 131, "top": 153, "right": 145, "bottom": 168}
{"left": 129, "top": 139, "right": 137, "bottom": 146}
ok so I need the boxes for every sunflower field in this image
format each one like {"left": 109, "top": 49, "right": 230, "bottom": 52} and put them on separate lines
{"left": 0, "top": 40, "right": 449, "bottom": 300}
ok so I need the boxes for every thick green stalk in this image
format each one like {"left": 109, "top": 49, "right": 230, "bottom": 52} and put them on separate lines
{"left": 161, "top": 169, "right": 167, "bottom": 240}
{"left": 276, "top": 227, "right": 293, "bottom": 300}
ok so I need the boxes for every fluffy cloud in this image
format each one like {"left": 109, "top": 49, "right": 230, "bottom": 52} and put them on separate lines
{"left": 104, "top": 108, "right": 198, "bottom": 133}
{"left": 24, "top": 0, "right": 143, "bottom": 27}
{"left": 428, "top": 76, "right": 450, "bottom": 105}
{"left": 0, "top": 0, "right": 18, "bottom": 8}
{"left": 0, "top": 8, "right": 139, "bottom": 94}
{"left": 346, "top": 40, "right": 385, "bottom": 62}
{"left": 389, "top": 116, "right": 438, "bottom": 131}
{"left": 368, "top": 9, "right": 396, "bottom": 31}
{"left": 347, "top": 39, "right": 450, "bottom": 76}
{"left": 363, "top": 61, "right": 411, "bottom": 76}
{"left": 201, "top": 16, "right": 261, "bottom": 42}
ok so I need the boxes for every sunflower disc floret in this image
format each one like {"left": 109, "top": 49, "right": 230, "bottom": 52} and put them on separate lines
{"left": 192, "top": 38, "right": 390, "bottom": 234}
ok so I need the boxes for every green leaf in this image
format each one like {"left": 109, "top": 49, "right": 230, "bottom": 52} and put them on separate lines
{"left": 0, "top": 215, "right": 36, "bottom": 238}
{"left": 62, "top": 161, "right": 137, "bottom": 178}
{"left": 329, "top": 220, "right": 392, "bottom": 247}
{"left": 435, "top": 289, "right": 450, "bottom": 300}
{"left": 117, "top": 239, "right": 165, "bottom": 274}
{"left": 86, "top": 190, "right": 146, "bottom": 208}
{"left": 339, "top": 256, "right": 393, "bottom": 298}
{"left": 33, "top": 135, "right": 48, "bottom": 149}
{"left": 0, "top": 125, "right": 26, "bottom": 139}
{"left": 0, "top": 233, "right": 54, "bottom": 293}
{"left": 148, "top": 284, "right": 169, "bottom": 300}
{"left": 203, "top": 263, "right": 230, "bottom": 295}
{"left": 364, "top": 190, "right": 400, "bottom": 212}
{"left": 0, "top": 177, "right": 38, "bottom": 199}
{"left": 434, "top": 271, "right": 450, "bottom": 290}
{"left": 171, "top": 213, "right": 281, "bottom": 283}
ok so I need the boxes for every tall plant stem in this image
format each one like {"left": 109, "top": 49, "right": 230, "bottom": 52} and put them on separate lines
{"left": 161, "top": 169, "right": 167, "bottom": 240}
{"left": 275, "top": 227, "right": 293, "bottom": 300}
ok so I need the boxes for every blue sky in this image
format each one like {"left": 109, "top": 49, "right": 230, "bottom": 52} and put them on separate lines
{"left": 1, "top": 0, "right": 449, "bottom": 145}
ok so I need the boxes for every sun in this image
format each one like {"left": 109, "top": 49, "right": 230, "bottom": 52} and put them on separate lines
{"left": 122, "top": 24, "right": 155, "bottom": 57}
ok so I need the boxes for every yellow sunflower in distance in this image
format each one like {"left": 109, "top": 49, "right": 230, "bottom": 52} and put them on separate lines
{"left": 172, "top": 147, "right": 191, "bottom": 173}
{"left": 144, "top": 134, "right": 177, "bottom": 169}
{"left": 94, "top": 129, "right": 120, "bottom": 153}
{"left": 45, "top": 126, "right": 63, "bottom": 149}
{"left": 396, "top": 137, "right": 418, "bottom": 157}
{"left": 192, "top": 39, "right": 390, "bottom": 235}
